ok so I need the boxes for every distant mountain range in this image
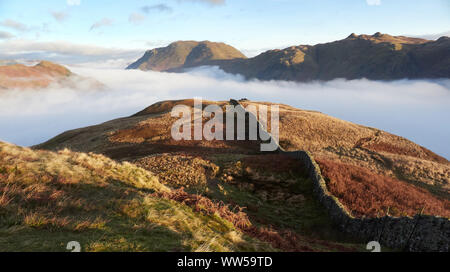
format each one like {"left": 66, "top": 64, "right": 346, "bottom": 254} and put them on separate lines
{"left": 127, "top": 33, "right": 450, "bottom": 81}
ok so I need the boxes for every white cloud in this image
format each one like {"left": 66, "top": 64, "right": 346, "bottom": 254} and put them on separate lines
{"left": 0, "top": 19, "right": 29, "bottom": 32}
{"left": 129, "top": 13, "right": 146, "bottom": 25}
{"left": 0, "top": 39, "right": 143, "bottom": 68}
{"left": 366, "top": 0, "right": 381, "bottom": 6}
{"left": 90, "top": 18, "right": 113, "bottom": 31}
{"left": 414, "top": 30, "right": 450, "bottom": 40}
{"left": 0, "top": 39, "right": 132, "bottom": 56}
{"left": 51, "top": 11, "right": 69, "bottom": 22}
{"left": 178, "top": 0, "right": 225, "bottom": 5}
{"left": 0, "top": 67, "right": 448, "bottom": 159}
{"left": 67, "top": 0, "right": 81, "bottom": 6}
{"left": 0, "top": 31, "right": 14, "bottom": 39}
{"left": 141, "top": 4, "right": 173, "bottom": 14}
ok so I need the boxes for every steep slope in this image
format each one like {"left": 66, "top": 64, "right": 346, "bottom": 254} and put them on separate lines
{"left": 36, "top": 99, "right": 449, "bottom": 219}
{"left": 0, "top": 61, "right": 102, "bottom": 90}
{"left": 1, "top": 139, "right": 366, "bottom": 251}
{"left": 126, "top": 41, "right": 247, "bottom": 71}
{"left": 0, "top": 141, "right": 280, "bottom": 252}
{"left": 128, "top": 33, "right": 450, "bottom": 81}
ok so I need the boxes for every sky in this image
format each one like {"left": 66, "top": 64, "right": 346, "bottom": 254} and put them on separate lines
{"left": 0, "top": 0, "right": 449, "bottom": 65}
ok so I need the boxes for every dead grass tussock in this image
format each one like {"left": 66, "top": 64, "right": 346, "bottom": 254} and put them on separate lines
{"left": 0, "top": 142, "right": 167, "bottom": 192}
{"left": 242, "top": 154, "right": 307, "bottom": 174}
{"left": 317, "top": 147, "right": 450, "bottom": 193}
{"left": 153, "top": 187, "right": 319, "bottom": 252}
{"left": 134, "top": 153, "right": 219, "bottom": 189}
{"left": 136, "top": 196, "right": 270, "bottom": 252}
{"left": 386, "top": 153, "right": 450, "bottom": 190}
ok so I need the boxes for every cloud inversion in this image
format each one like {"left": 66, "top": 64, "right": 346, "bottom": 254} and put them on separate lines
{"left": 0, "top": 66, "right": 448, "bottom": 159}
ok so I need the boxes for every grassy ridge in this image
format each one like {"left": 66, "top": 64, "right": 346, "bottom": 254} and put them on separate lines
{"left": 0, "top": 142, "right": 272, "bottom": 252}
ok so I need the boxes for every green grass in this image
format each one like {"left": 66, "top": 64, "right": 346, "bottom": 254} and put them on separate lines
{"left": 0, "top": 182, "right": 272, "bottom": 252}
{"left": 0, "top": 142, "right": 273, "bottom": 252}
{"left": 0, "top": 196, "right": 270, "bottom": 252}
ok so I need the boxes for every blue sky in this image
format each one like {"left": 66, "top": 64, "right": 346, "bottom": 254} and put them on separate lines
{"left": 0, "top": 0, "right": 449, "bottom": 63}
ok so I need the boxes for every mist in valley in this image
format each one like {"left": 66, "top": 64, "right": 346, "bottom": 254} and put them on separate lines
{"left": 0, "top": 66, "right": 449, "bottom": 159}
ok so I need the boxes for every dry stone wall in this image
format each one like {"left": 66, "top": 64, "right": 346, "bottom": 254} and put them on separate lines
{"left": 283, "top": 150, "right": 449, "bottom": 252}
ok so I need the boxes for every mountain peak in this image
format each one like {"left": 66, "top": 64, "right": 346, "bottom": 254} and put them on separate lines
{"left": 0, "top": 60, "right": 73, "bottom": 89}
{"left": 372, "top": 32, "right": 383, "bottom": 37}
{"left": 0, "top": 60, "right": 104, "bottom": 90}
{"left": 35, "top": 60, "right": 72, "bottom": 76}
{"left": 437, "top": 36, "right": 450, "bottom": 42}
{"left": 346, "top": 32, "right": 394, "bottom": 40}
{"left": 127, "top": 41, "right": 246, "bottom": 71}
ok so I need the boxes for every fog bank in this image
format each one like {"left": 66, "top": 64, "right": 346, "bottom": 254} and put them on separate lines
{"left": 0, "top": 66, "right": 449, "bottom": 159}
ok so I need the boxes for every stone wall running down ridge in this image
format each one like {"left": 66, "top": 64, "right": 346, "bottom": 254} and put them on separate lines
{"left": 231, "top": 99, "right": 450, "bottom": 252}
